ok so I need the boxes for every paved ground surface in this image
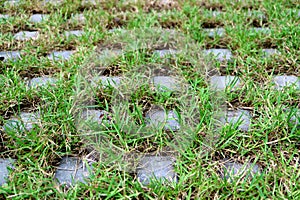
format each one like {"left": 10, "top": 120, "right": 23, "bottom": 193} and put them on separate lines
{"left": 0, "top": 0, "right": 299, "bottom": 199}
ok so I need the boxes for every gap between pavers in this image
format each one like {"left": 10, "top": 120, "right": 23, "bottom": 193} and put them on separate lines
{"left": 0, "top": 51, "right": 21, "bottom": 62}
{"left": 272, "top": 75, "right": 300, "bottom": 90}
{"left": 209, "top": 76, "right": 242, "bottom": 91}
{"left": 3, "top": 112, "right": 41, "bottom": 133}
{"left": 137, "top": 155, "right": 177, "bottom": 186}
{"left": 54, "top": 156, "right": 93, "bottom": 187}
{"left": 0, "top": 158, "right": 15, "bottom": 186}
{"left": 13, "top": 31, "right": 39, "bottom": 41}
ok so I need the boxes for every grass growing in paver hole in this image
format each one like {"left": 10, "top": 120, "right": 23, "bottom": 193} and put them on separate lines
{"left": 0, "top": 0, "right": 299, "bottom": 199}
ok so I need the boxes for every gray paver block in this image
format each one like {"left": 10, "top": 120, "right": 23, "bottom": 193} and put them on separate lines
{"left": 221, "top": 160, "right": 260, "bottom": 182}
{"left": 43, "top": 0, "right": 63, "bottom": 5}
{"left": 247, "top": 11, "right": 267, "bottom": 20}
{"left": 210, "top": 76, "right": 241, "bottom": 91}
{"left": 91, "top": 76, "right": 122, "bottom": 88}
{"left": 28, "top": 77, "right": 58, "bottom": 88}
{"left": 80, "top": 109, "right": 111, "bottom": 125}
{"left": 151, "top": 76, "right": 181, "bottom": 92}
{"left": 204, "top": 28, "right": 225, "bottom": 38}
{"left": 3, "top": 112, "right": 40, "bottom": 133}
{"left": 0, "top": 158, "right": 15, "bottom": 186}
{"left": 4, "top": 0, "right": 20, "bottom": 6}
{"left": 47, "top": 51, "right": 74, "bottom": 61}
{"left": 204, "top": 49, "right": 232, "bottom": 62}
{"left": 54, "top": 157, "right": 93, "bottom": 186}
{"left": 137, "top": 156, "right": 177, "bottom": 185}
{"left": 69, "top": 13, "right": 85, "bottom": 23}
{"left": 29, "top": 14, "right": 48, "bottom": 23}
{"left": 64, "top": 30, "right": 84, "bottom": 38}
{"left": 0, "top": 51, "right": 21, "bottom": 62}
{"left": 0, "top": 14, "right": 10, "bottom": 19}
{"left": 250, "top": 27, "right": 271, "bottom": 34}
{"left": 272, "top": 75, "right": 300, "bottom": 90}
{"left": 285, "top": 108, "right": 300, "bottom": 128}
{"left": 262, "top": 49, "right": 280, "bottom": 58}
{"left": 220, "top": 109, "right": 251, "bottom": 131}
{"left": 13, "top": 31, "right": 39, "bottom": 41}
{"left": 146, "top": 107, "right": 180, "bottom": 132}
{"left": 153, "top": 49, "right": 177, "bottom": 58}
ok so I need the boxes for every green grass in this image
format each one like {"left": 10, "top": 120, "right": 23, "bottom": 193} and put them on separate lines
{"left": 0, "top": 0, "right": 299, "bottom": 199}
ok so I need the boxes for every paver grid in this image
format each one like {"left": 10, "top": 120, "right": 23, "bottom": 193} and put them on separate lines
{"left": 0, "top": 1, "right": 299, "bottom": 191}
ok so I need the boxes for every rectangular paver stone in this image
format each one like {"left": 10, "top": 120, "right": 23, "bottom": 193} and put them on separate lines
{"left": 272, "top": 75, "right": 300, "bottom": 90}
{"left": 137, "top": 156, "right": 177, "bottom": 185}
{"left": 29, "top": 14, "right": 48, "bottom": 23}
{"left": 54, "top": 157, "right": 92, "bottom": 186}
{"left": 204, "top": 28, "right": 225, "bottom": 38}
{"left": 220, "top": 109, "right": 251, "bottom": 131}
{"left": 146, "top": 106, "right": 180, "bottom": 132}
{"left": 220, "top": 160, "right": 260, "bottom": 182}
{"left": 210, "top": 76, "right": 241, "bottom": 91}
{"left": 204, "top": 49, "right": 232, "bottom": 62}
{"left": 0, "top": 51, "right": 21, "bottom": 62}
{"left": 27, "top": 77, "right": 58, "bottom": 89}
{"left": 47, "top": 51, "right": 74, "bottom": 61}
{"left": 14, "top": 31, "right": 39, "bottom": 41}
{"left": 0, "top": 158, "right": 14, "bottom": 186}
{"left": 3, "top": 112, "right": 40, "bottom": 133}
{"left": 154, "top": 49, "right": 177, "bottom": 58}
{"left": 152, "top": 76, "right": 181, "bottom": 92}
{"left": 64, "top": 30, "right": 84, "bottom": 38}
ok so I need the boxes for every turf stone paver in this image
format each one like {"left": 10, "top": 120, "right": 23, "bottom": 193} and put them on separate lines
{"left": 262, "top": 49, "right": 280, "bottom": 58}
{"left": 137, "top": 156, "right": 177, "bottom": 185}
{"left": 64, "top": 30, "right": 85, "bottom": 38}
{"left": 250, "top": 27, "right": 271, "bottom": 34}
{"left": 0, "top": 158, "right": 14, "bottom": 186}
{"left": 3, "top": 112, "right": 40, "bottom": 133}
{"left": 54, "top": 157, "right": 93, "bottom": 186}
{"left": 0, "top": 14, "right": 10, "bottom": 19}
{"left": 47, "top": 51, "right": 74, "bottom": 61}
{"left": 13, "top": 31, "right": 39, "bottom": 41}
{"left": 272, "top": 75, "right": 300, "bottom": 90}
{"left": 29, "top": 14, "right": 48, "bottom": 23}
{"left": 69, "top": 13, "right": 86, "bottom": 23}
{"left": 204, "top": 28, "right": 225, "bottom": 38}
{"left": 146, "top": 106, "right": 180, "bottom": 132}
{"left": 220, "top": 160, "right": 261, "bottom": 182}
{"left": 0, "top": 51, "right": 21, "bottom": 62}
{"left": 210, "top": 76, "right": 241, "bottom": 91}
{"left": 220, "top": 109, "right": 251, "bottom": 131}
{"left": 154, "top": 49, "right": 177, "bottom": 57}
{"left": 151, "top": 76, "right": 181, "bottom": 92}
{"left": 91, "top": 76, "right": 122, "bottom": 88}
{"left": 204, "top": 49, "right": 232, "bottom": 62}
{"left": 27, "top": 77, "right": 58, "bottom": 88}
